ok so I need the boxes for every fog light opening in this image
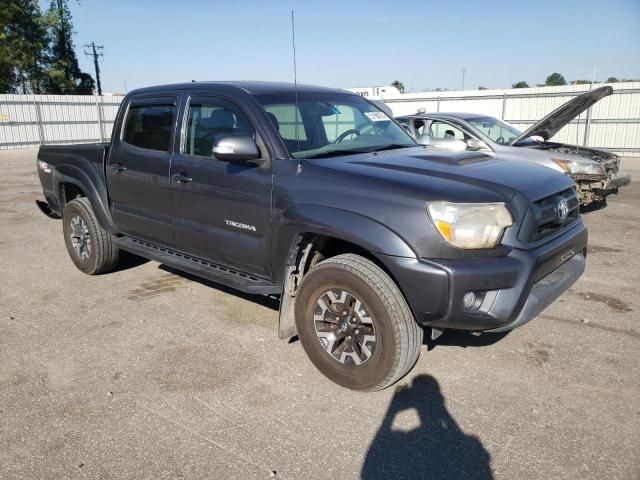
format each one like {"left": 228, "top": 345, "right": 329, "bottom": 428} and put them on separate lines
{"left": 463, "top": 291, "right": 485, "bottom": 311}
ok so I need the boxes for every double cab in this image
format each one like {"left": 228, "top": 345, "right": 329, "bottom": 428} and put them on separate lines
{"left": 36, "top": 81, "right": 587, "bottom": 390}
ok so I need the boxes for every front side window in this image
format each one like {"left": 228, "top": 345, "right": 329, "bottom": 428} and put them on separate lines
{"left": 429, "top": 121, "right": 466, "bottom": 141}
{"left": 123, "top": 104, "right": 175, "bottom": 151}
{"left": 255, "top": 92, "right": 415, "bottom": 159}
{"left": 184, "top": 100, "right": 254, "bottom": 157}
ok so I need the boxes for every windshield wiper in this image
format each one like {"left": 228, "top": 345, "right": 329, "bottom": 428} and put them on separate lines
{"left": 303, "top": 144, "right": 413, "bottom": 159}
{"left": 303, "top": 149, "right": 370, "bottom": 159}
{"left": 366, "top": 144, "right": 414, "bottom": 153}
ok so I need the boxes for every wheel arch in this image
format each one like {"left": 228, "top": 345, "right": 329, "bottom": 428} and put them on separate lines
{"left": 54, "top": 164, "right": 117, "bottom": 233}
{"left": 273, "top": 204, "right": 416, "bottom": 284}
{"left": 274, "top": 205, "right": 417, "bottom": 340}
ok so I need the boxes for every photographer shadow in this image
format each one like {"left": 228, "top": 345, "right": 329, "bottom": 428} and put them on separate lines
{"left": 361, "top": 375, "right": 493, "bottom": 480}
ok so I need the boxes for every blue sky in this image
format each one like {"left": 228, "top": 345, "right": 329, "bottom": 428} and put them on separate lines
{"left": 49, "top": 0, "right": 640, "bottom": 93}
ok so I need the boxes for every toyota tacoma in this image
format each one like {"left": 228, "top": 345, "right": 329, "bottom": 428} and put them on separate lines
{"left": 36, "top": 81, "right": 587, "bottom": 391}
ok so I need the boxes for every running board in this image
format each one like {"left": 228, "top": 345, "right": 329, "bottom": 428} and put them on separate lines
{"left": 114, "top": 236, "right": 280, "bottom": 295}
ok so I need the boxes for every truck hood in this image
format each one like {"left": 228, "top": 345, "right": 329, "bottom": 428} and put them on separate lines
{"left": 315, "top": 148, "right": 574, "bottom": 202}
{"left": 510, "top": 86, "right": 613, "bottom": 146}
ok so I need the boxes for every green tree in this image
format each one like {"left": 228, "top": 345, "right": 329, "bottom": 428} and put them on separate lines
{"left": 391, "top": 80, "right": 405, "bottom": 93}
{"left": 545, "top": 73, "right": 567, "bottom": 86}
{"left": 571, "top": 80, "right": 592, "bottom": 85}
{"left": 606, "top": 77, "right": 620, "bottom": 83}
{"left": 512, "top": 81, "right": 529, "bottom": 88}
{"left": 0, "top": 0, "right": 50, "bottom": 93}
{"left": 41, "top": 0, "right": 94, "bottom": 94}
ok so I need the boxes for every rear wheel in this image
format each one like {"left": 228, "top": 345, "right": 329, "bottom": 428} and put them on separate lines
{"left": 62, "top": 197, "right": 119, "bottom": 274}
{"left": 295, "top": 254, "right": 422, "bottom": 391}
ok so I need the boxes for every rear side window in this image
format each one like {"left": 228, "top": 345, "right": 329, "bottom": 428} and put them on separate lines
{"left": 123, "top": 104, "right": 175, "bottom": 151}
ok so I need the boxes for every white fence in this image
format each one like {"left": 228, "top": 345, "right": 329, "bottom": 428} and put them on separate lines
{"left": 381, "top": 82, "right": 640, "bottom": 157}
{"left": 1, "top": 82, "right": 639, "bottom": 156}
{"left": 0, "top": 94, "right": 122, "bottom": 150}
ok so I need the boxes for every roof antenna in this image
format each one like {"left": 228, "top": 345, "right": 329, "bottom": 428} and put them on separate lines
{"left": 291, "top": 10, "right": 302, "bottom": 174}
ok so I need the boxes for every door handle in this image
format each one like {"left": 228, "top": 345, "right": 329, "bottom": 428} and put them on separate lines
{"left": 172, "top": 172, "right": 193, "bottom": 183}
{"left": 110, "top": 162, "right": 126, "bottom": 173}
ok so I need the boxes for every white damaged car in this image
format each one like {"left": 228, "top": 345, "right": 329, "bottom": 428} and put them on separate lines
{"left": 396, "top": 86, "right": 631, "bottom": 205}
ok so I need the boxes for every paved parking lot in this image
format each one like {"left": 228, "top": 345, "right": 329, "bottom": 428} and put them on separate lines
{"left": 1, "top": 149, "right": 638, "bottom": 480}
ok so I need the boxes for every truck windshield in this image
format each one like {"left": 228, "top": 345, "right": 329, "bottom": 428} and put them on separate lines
{"left": 254, "top": 92, "right": 416, "bottom": 159}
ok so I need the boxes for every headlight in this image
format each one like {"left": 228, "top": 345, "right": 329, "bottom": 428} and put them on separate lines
{"left": 552, "top": 158, "right": 606, "bottom": 176}
{"left": 427, "top": 202, "right": 513, "bottom": 249}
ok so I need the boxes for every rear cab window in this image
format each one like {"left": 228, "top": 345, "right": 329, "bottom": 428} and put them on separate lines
{"left": 122, "top": 97, "right": 177, "bottom": 152}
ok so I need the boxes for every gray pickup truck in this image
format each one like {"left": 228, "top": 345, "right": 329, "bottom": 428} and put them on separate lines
{"left": 36, "top": 81, "right": 587, "bottom": 391}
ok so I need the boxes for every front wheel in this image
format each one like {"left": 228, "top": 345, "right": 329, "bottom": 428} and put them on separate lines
{"left": 62, "top": 197, "right": 119, "bottom": 275}
{"left": 294, "top": 254, "right": 422, "bottom": 391}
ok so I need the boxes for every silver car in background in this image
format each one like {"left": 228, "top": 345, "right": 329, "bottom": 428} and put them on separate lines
{"left": 396, "top": 86, "right": 630, "bottom": 205}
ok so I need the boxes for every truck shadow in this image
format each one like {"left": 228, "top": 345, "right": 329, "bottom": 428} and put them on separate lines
{"left": 113, "top": 251, "right": 150, "bottom": 272}
{"left": 158, "top": 265, "right": 280, "bottom": 311}
{"left": 424, "top": 329, "right": 509, "bottom": 349}
{"left": 580, "top": 198, "right": 607, "bottom": 214}
{"left": 361, "top": 374, "right": 494, "bottom": 480}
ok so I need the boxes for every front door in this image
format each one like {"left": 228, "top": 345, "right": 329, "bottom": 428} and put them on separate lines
{"left": 169, "top": 95, "right": 273, "bottom": 277}
{"left": 106, "top": 95, "right": 178, "bottom": 246}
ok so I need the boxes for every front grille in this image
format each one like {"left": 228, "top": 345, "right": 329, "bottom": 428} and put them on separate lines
{"left": 527, "top": 188, "right": 580, "bottom": 243}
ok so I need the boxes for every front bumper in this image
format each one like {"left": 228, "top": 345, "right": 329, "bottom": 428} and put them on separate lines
{"left": 603, "top": 172, "right": 631, "bottom": 191}
{"left": 574, "top": 172, "right": 631, "bottom": 204}
{"left": 378, "top": 220, "right": 588, "bottom": 332}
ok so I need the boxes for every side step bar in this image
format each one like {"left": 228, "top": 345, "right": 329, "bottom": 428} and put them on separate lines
{"left": 114, "top": 236, "right": 280, "bottom": 295}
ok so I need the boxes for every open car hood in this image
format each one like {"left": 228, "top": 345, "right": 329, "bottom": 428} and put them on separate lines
{"left": 510, "top": 86, "right": 613, "bottom": 146}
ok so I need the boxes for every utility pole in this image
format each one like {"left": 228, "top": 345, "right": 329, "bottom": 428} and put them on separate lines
{"left": 84, "top": 42, "right": 104, "bottom": 95}
{"left": 461, "top": 68, "right": 466, "bottom": 91}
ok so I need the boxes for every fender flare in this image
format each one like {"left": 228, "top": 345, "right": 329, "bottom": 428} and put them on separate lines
{"left": 273, "top": 203, "right": 417, "bottom": 280}
{"left": 273, "top": 204, "right": 417, "bottom": 340}
{"left": 54, "top": 164, "right": 117, "bottom": 233}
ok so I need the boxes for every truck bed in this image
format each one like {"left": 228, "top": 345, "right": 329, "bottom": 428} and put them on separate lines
{"left": 37, "top": 142, "right": 111, "bottom": 217}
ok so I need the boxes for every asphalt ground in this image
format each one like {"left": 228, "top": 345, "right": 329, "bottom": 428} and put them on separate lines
{"left": 1, "top": 149, "right": 638, "bottom": 480}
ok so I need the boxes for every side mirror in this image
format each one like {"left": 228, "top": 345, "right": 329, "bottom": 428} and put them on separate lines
{"left": 212, "top": 134, "right": 260, "bottom": 162}
{"left": 466, "top": 138, "right": 490, "bottom": 151}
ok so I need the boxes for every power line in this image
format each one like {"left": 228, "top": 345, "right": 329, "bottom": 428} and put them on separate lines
{"left": 83, "top": 42, "right": 104, "bottom": 95}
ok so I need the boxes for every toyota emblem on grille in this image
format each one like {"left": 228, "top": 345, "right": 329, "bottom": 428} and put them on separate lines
{"left": 556, "top": 198, "right": 569, "bottom": 221}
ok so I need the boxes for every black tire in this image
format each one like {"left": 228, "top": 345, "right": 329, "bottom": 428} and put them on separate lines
{"left": 62, "top": 197, "right": 119, "bottom": 275}
{"left": 294, "top": 253, "right": 422, "bottom": 391}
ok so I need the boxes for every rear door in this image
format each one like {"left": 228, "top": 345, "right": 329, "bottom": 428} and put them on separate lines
{"left": 106, "top": 95, "right": 179, "bottom": 246}
{"left": 169, "top": 94, "right": 273, "bottom": 276}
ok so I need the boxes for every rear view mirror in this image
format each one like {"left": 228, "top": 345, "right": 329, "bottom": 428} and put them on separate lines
{"left": 212, "top": 134, "right": 260, "bottom": 163}
{"left": 466, "top": 138, "right": 490, "bottom": 151}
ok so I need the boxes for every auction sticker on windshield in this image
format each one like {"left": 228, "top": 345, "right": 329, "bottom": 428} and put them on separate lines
{"left": 365, "top": 111, "right": 388, "bottom": 122}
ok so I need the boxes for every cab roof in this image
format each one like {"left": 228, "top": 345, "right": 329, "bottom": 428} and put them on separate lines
{"left": 127, "top": 81, "right": 348, "bottom": 96}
